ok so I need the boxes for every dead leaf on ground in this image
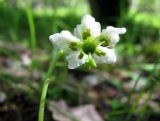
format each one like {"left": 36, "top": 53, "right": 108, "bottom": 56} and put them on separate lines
{"left": 48, "top": 100, "right": 104, "bottom": 121}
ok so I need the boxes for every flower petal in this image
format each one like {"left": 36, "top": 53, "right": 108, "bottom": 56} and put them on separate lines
{"left": 93, "top": 46, "right": 116, "bottom": 64}
{"left": 102, "top": 26, "right": 126, "bottom": 47}
{"left": 104, "top": 26, "right": 126, "bottom": 34}
{"left": 49, "top": 30, "right": 81, "bottom": 51}
{"left": 74, "top": 15, "right": 101, "bottom": 39}
{"left": 66, "top": 51, "right": 88, "bottom": 69}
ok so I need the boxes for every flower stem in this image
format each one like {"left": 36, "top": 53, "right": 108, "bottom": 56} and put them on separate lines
{"left": 38, "top": 50, "right": 63, "bottom": 121}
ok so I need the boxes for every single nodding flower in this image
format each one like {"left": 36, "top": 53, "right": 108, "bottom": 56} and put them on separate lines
{"left": 49, "top": 15, "right": 126, "bottom": 69}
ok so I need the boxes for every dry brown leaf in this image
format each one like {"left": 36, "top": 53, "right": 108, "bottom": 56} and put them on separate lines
{"left": 48, "top": 100, "right": 104, "bottom": 121}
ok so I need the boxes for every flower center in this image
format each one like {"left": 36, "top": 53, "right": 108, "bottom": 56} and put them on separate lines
{"left": 82, "top": 37, "right": 98, "bottom": 54}
{"left": 96, "top": 35, "right": 110, "bottom": 47}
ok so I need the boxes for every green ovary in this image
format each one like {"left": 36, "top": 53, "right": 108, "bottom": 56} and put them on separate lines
{"left": 82, "top": 37, "right": 98, "bottom": 54}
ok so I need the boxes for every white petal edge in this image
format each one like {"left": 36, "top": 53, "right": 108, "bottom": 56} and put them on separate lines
{"left": 66, "top": 51, "right": 88, "bottom": 69}
{"left": 102, "top": 26, "right": 126, "bottom": 47}
{"left": 93, "top": 46, "right": 116, "bottom": 64}
{"left": 74, "top": 25, "right": 82, "bottom": 39}
{"left": 74, "top": 15, "right": 101, "bottom": 39}
{"left": 49, "top": 30, "right": 81, "bottom": 51}
{"left": 104, "top": 26, "right": 126, "bottom": 34}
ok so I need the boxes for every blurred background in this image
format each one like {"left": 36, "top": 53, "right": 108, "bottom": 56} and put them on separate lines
{"left": 0, "top": 0, "right": 160, "bottom": 121}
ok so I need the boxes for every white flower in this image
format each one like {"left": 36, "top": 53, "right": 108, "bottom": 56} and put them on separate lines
{"left": 49, "top": 15, "right": 126, "bottom": 69}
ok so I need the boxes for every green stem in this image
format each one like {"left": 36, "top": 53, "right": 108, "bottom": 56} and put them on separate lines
{"left": 26, "top": 0, "right": 36, "bottom": 54}
{"left": 38, "top": 50, "right": 63, "bottom": 121}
